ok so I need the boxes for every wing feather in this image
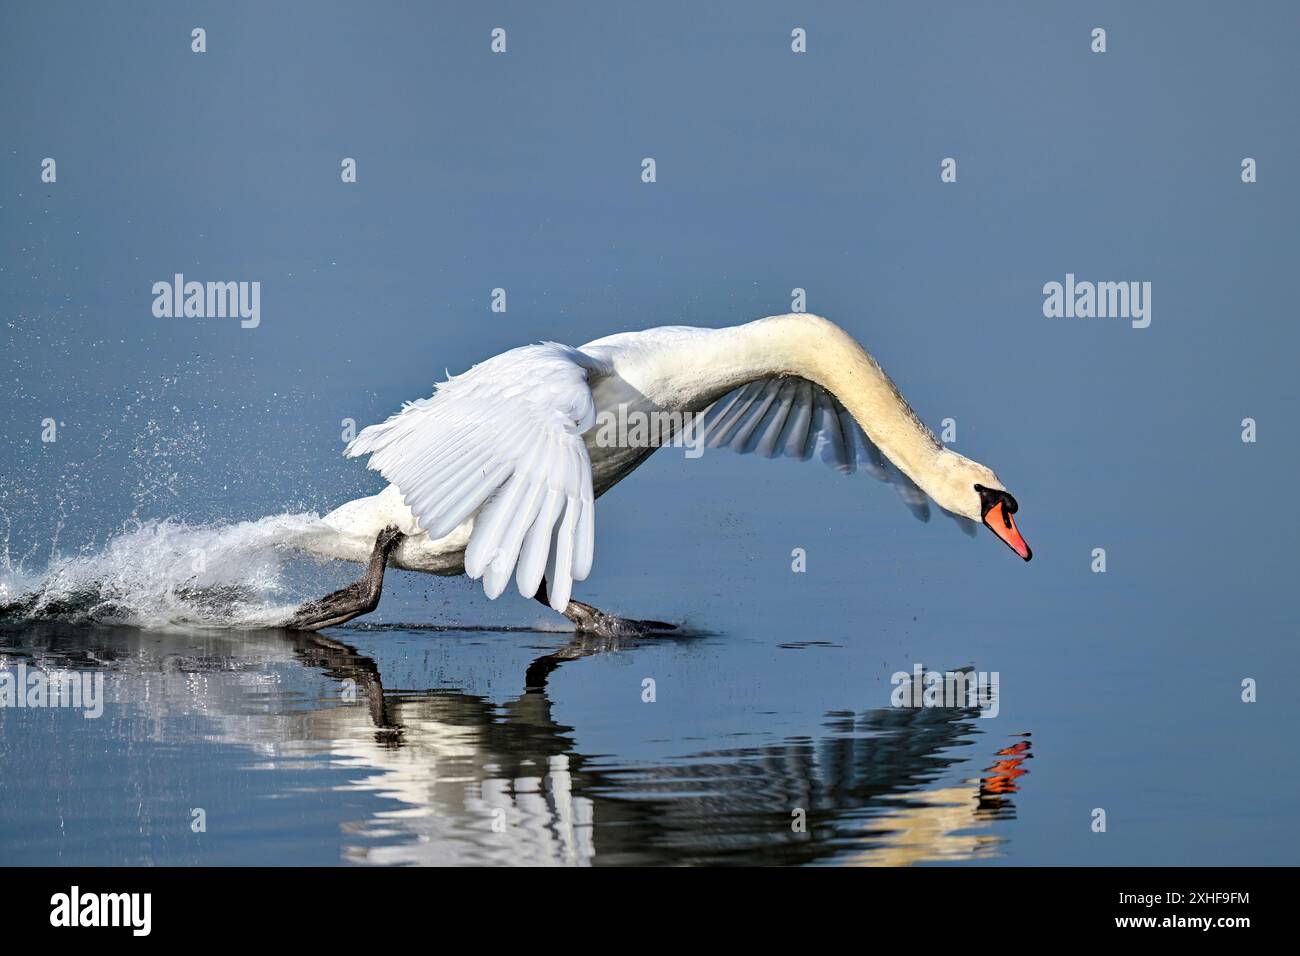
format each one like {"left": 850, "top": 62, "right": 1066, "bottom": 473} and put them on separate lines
{"left": 706, "top": 381, "right": 766, "bottom": 448}
{"left": 779, "top": 381, "right": 816, "bottom": 460}
{"left": 346, "top": 342, "right": 607, "bottom": 612}
{"left": 700, "top": 375, "right": 968, "bottom": 529}
{"left": 754, "top": 380, "right": 799, "bottom": 458}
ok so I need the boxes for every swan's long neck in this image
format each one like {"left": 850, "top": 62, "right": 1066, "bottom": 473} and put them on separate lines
{"left": 661, "top": 313, "right": 947, "bottom": 494}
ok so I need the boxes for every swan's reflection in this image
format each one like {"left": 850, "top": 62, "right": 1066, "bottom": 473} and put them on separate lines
{"left": 0, "top": 622, "right": 1032, "bottom": 866}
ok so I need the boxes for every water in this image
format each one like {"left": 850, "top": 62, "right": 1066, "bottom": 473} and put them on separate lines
{"left": 3, "top": 1, "right": 1298, "bottom": 866}
{"left": 0, "top": 619, "right": 1032, "bottom": 866}
{"left": 0, "top": 513, "right": 327, "bottom": 629}
{"left": 2, "top": 474, "right": 1294, "bottom": 867}
{"left": 0, "top": 508, "right": 1038, "bottom": 867}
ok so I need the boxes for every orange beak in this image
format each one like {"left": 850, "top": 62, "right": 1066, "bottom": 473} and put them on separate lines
{"left": 983, "top": 500, "right": 1032, "bottom": 561}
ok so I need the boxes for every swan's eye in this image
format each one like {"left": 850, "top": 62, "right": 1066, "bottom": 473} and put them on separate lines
{"left": 974, "top": 484, "right": 1018, "bottom": 517}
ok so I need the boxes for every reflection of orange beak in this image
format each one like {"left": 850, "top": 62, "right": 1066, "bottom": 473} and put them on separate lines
{"left": 983, "top": 501, "right": 1032, "bottom": 561}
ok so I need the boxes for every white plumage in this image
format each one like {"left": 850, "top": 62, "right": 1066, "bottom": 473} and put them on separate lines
{"left": 306, "top": 313, "right": 1017, "bottom": 615}
{"left": 345, "top": 343, "right": 609, "bottom": 611}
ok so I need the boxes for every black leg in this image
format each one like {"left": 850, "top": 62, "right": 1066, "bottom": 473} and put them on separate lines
{"left": 532, "top": 579, "right": 677, "bottom": 638}
{"left": 286, "top": 525, "right": 405, "bottom": 631}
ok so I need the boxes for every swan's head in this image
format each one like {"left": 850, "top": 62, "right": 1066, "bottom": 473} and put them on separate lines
{"left": 930, "top": 451, "right": 1032, "bottom": 561}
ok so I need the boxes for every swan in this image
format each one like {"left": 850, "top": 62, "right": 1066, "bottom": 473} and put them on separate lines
{"left": 288, "top": 312, "right": 1031, "bottom": 633}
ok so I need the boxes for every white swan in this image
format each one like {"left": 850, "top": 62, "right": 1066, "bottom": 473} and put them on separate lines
{"left": 289, "top": 313, "right": 1030, "bottom": 632}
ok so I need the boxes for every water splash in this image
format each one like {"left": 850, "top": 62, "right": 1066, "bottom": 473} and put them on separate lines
{"left": 0, "top": 512, "right": 333, "bottom": 630}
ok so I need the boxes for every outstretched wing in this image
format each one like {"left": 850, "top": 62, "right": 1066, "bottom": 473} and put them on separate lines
{"left": 345, "top": 343, "right": 610, "bottom": 611}
{"left": 697, "top": 377, "right": 977, "bottom": 536}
